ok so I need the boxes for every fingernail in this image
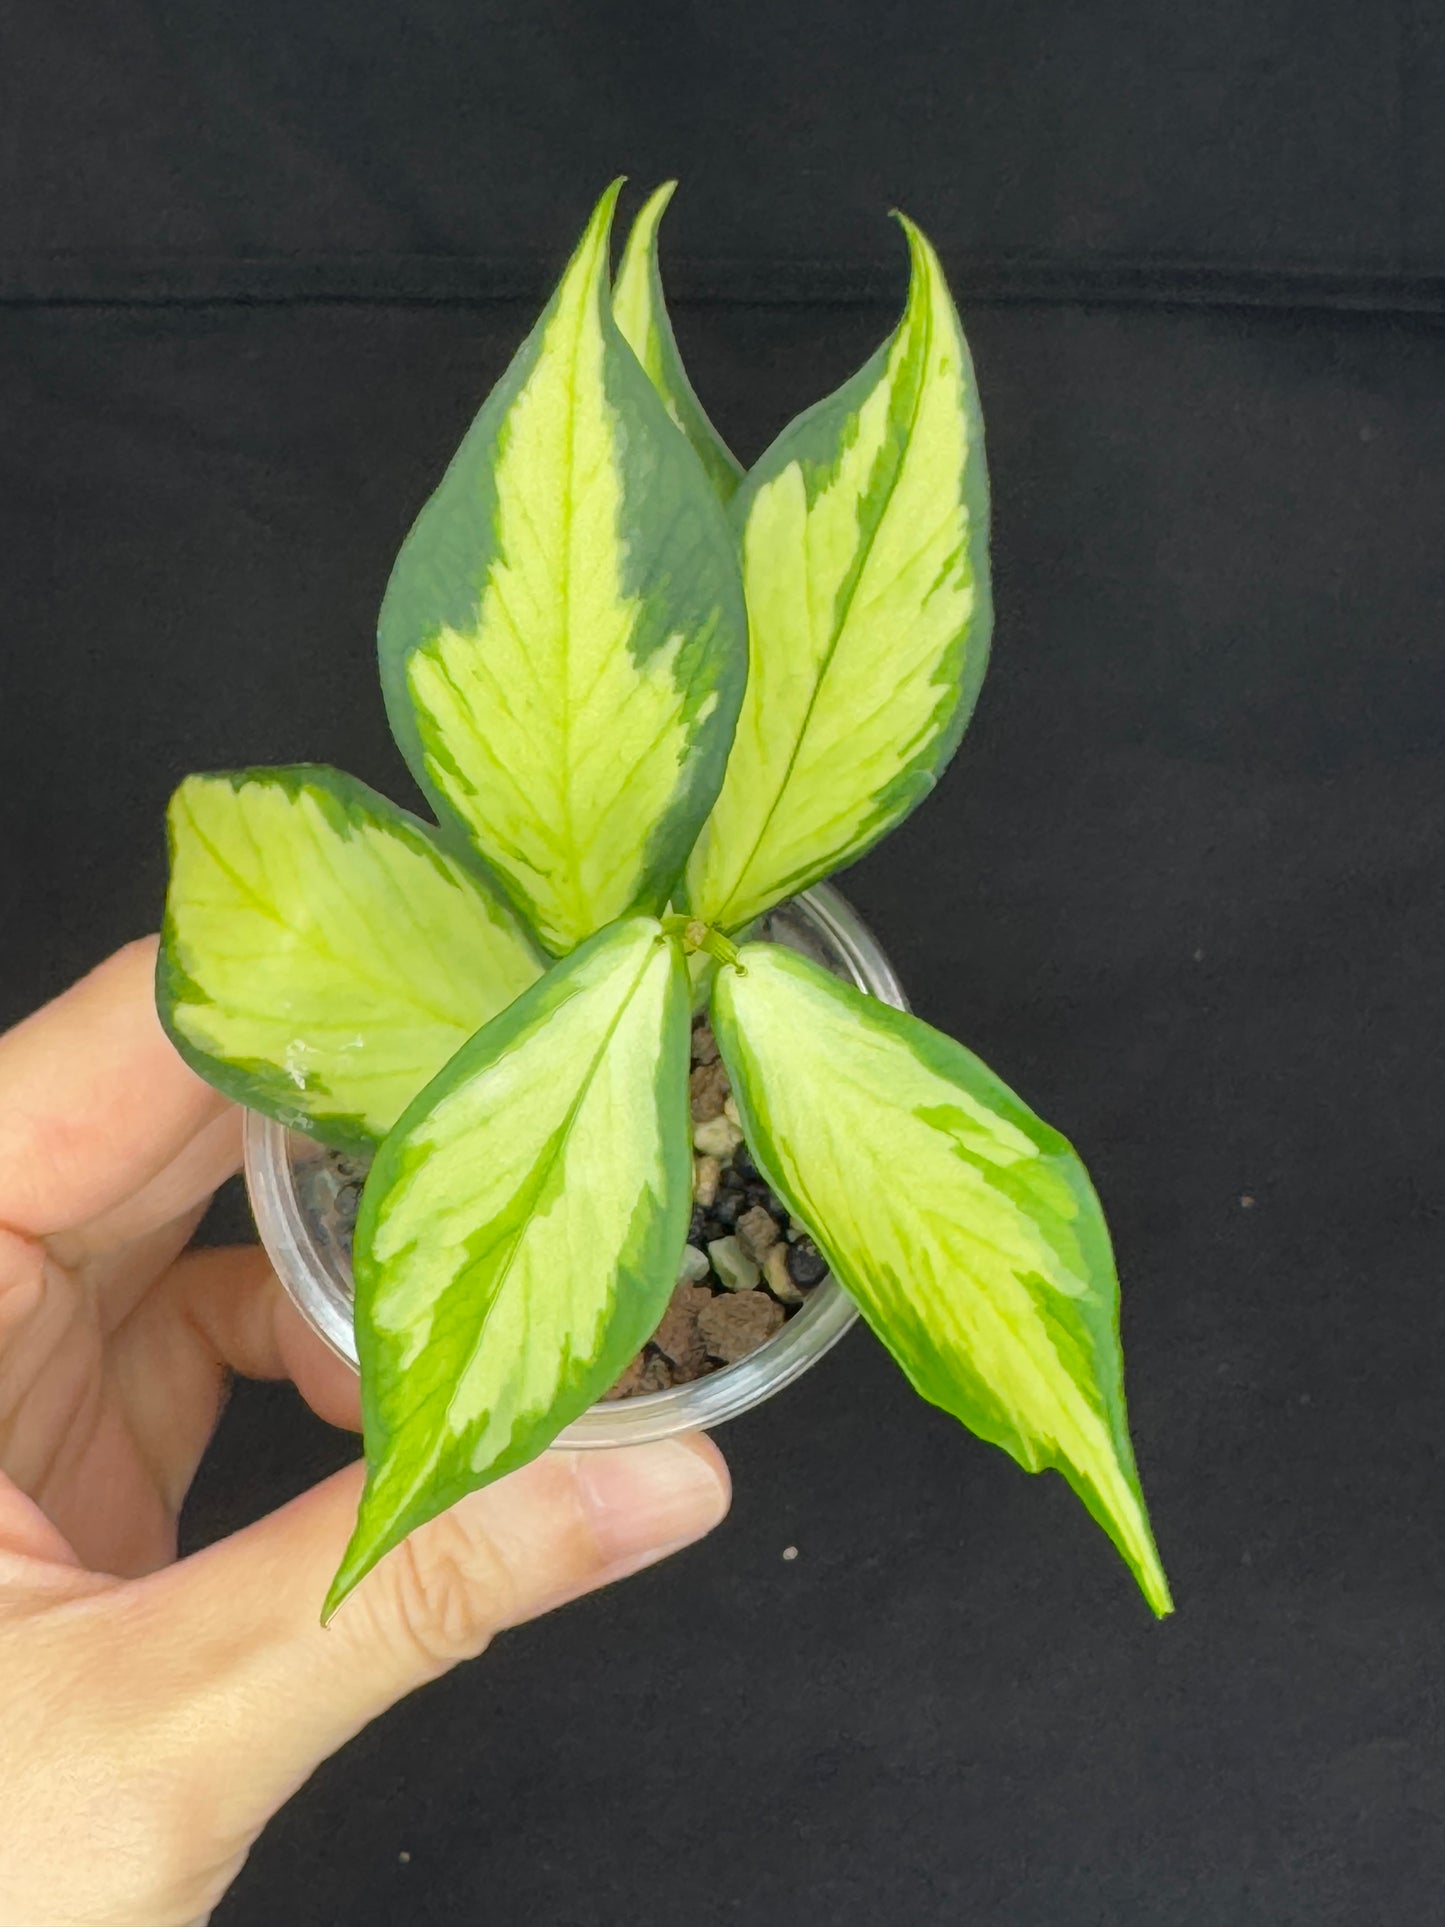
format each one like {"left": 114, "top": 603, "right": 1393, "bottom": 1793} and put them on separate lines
{"left": 576, "top": 1437, "right": 730, "bottom": 1576}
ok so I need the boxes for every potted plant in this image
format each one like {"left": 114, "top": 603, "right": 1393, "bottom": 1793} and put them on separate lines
{"left": 156, "top": 180, "right": 1172, "bottom": 1623}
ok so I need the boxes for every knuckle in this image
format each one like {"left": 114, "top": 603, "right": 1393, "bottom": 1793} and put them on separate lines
{"left": 378, "top": 1512, "right": 514, "bottom": 1672}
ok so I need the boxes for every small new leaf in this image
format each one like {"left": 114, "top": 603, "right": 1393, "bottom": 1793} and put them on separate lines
{"left": 325, "top": 916, "right": 692, "bottom": 1617}
{"left": 685, "top": 214, "right": 992, "bottom": 933}
{"left": 379, "top": 180, "right": 748, "bottom": 956}
{"left": 158, "top": 767, "right": 543, "bottom": 1151}
{"left": 711, "top": 945, "right": 1171, "bottom": 1616}
{"left": 613, "top": 181, "right": 744, "bottom": 504}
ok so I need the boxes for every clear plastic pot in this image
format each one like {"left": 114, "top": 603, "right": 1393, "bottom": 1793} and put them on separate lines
{"left": 243, "top": 882, "right": 907, "bottom": 1446}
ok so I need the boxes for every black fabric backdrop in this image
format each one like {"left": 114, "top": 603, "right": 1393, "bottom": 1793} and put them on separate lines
{"left": 2, "top": 6, "right": 1443, "bottom": 1924}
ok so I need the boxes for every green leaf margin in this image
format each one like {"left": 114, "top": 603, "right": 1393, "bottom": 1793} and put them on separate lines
{"left": 710, "top": 942, "right": 1172, "bottom": 1618}
{"left": 324, "top": 916, "right": 694, "bottom": 1617}
{"left": 376, "top": 180, "right": 749, "bottom": 953}
{"left": 155, "top": 763, "right": 535, "bottom": 1155}
{"left": 613, "top": 180, "right": 745, "bottom": 504}
{"left": 683, "top": 213, "right": 993, "bottom": 930}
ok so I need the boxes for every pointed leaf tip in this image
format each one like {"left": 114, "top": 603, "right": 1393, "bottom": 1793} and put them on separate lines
{"left": 379, "top": 185, "right": 747, "bottom": 954}
{"left": 711, "top": 943, "right": 1171, "bottom": 1617}
{"left": 613, "top": 180, "right": 743, "bottom": 505}
{"left": 684, "top": 211, "right": 992, "bottom": 932}
{"left": 325, "top": 917, "right": 693, "bottom": 1608}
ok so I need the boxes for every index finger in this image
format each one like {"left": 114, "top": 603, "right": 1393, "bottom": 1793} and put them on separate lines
{"left": 0, "top": 938, "right": 231, "bottom": 1239}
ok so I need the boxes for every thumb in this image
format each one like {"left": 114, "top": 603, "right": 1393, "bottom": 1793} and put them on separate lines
{"left": 132, "top": 1436, "right": 729, "bottom": 1835}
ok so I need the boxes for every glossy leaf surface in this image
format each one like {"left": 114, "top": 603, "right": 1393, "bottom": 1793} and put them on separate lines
{"left": 379, "top": 182, "right": 747, "bottom": 955}
{"left": 612, "top": 181, "right": 744, "bottom": 504}
{"left": 711, "top": 944, "right": 1171, "bottom": 1615}
{"left": 158, "top": 767, "right": 542, "bottom": 1151}
{"left": 326, "top": 917, "right": 692, "bottom": 1614}
{"left": 685, "top": 215, "right": 992, "bottom": 932}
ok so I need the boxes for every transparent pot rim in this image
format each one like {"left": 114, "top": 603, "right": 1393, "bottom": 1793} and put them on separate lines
{"left": 242, "top": 882, "right": 908, "bottom": 1447}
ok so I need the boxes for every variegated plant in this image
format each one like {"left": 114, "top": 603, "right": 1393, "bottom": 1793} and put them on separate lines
{"left": 158, "top": 181, "right": 1172, "bottom": 1621}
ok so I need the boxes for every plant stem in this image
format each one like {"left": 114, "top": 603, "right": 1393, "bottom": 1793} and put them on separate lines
{"left": 660, "top": 913, "right": 746, "bottom": 973}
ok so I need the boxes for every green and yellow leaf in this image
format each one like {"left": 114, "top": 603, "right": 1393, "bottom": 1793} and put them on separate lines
{"left": 711, "top": 944, "right": 1171, "bottom": 1616}
{"left": 325, "top": 916, "right": 692, "bottom": 1616}
{"left": 613, "top": 181, "right": 744, "bottom": 504}
{"left": 379, "top": 180, "right": 747, "bottom": 956}
{"left": 157, "top": 767, "right": 542, "bottom": 1151}
{"left": 685, "top": 214, "right": 992, "bottom": 933}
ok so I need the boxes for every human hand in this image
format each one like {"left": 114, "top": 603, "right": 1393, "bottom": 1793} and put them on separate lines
{"left": 0, "top": 940, "right": 730, "bottom": 1926}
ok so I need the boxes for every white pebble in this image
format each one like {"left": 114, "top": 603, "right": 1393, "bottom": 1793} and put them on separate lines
{"left": 693, "top": 1154, "right": 721, "bottom": 1206}
{"left": 707, "top": 1235, "right": 760, "bottom": 1292}
{"left": 678, "top": 1243, "right": 711, "bottom": 1283}
{"left": 693, "top": 1114, "right": 743, "bottom": 1158}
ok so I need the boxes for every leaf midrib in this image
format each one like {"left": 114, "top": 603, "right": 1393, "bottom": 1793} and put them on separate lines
{"left": 723, "top": 294, "right": 934, "bottom": 924}
{"left": 385, "top": 934, "right": 670, "bottom": 1494}
{"left": 553, "top": 250, "right": 592, "bottom": 937}
{"left": 180, "top": 794, "right": 464, "bottom": 1030}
